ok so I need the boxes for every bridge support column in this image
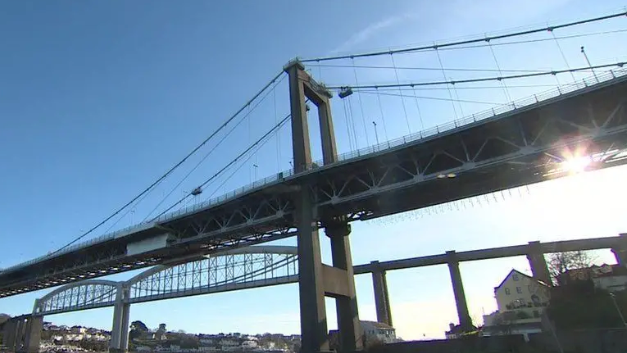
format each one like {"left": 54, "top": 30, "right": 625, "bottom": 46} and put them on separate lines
{"left": 612, "top": 234, "right": 627, "bottom": 266}
{"left": 527, "top": 241, "right": 551, "bottom": 285}
{"left": 446, "top": 251, "right": 473, "bottom": 331}
{"left": 20, "top": 316, "right": 42, "bottom": 353}
{"left": 285, "top": 60, "right": 361, "bottom": 352}
{"left": 15, "top": 318, "right": 26, "bottom": 351}
{"left": 2, "top": 318, "right": 17, "bottom": 350}
{"left": 370, "top": 261, "right": 393, "bottom": 327}
{"left": 110, "top": 286, "right": 131, "bottom": 353}
{"left": 326, "top": 221, "right": 362, "bottom": 352}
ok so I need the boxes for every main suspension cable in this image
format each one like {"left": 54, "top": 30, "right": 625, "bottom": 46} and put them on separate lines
{"left": 148, "top": 113, "right": 292, "bottom": 222}
{"left": 50, "top": 70, "right": 285, "bottom": 254}
{"left": 325, "top": 62, "right": 626, "bottom": 90}
{"left": 301, "top": 10, "right": 627, "bottom": 62}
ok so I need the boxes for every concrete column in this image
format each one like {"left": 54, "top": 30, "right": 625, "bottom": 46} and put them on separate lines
{"left": 613, "top": 233, "right": 627, "bottom": 267}
{"left": 285, "top": 60, "right": 358, "bottom": 352}
{"left": 327, "top": 222, "right": 362, "bottom": 352}
{"left": 120, "top": 301, "right": 131, "bottom": 351}
{"left": 110, "top": 288, "right": 124, "bottom": 351}
{"left": 285, "top": 61, "right": 312, "bottom": 173}
{"left": 15, "top": 318, "right": 26, "bottom": 351}
{"left": 446, "top": 251, "right": 472, "bottom": 331}
{"left": 22, "top": 316, "right": 43, "bottom": 353}
{"left": 294, "top": 190, "right": 328, "bottom": 353}
{"left": 3, "top": 319, "right": 17, "bottom": 349}
{"left": 527, "top": 241, "right": 552, "bottom": 285}
{"left": 371, "top": 261, "right": 393, "bottom": 327}
{"left": 110, "top": 286, "right": 131, "bottom": 353}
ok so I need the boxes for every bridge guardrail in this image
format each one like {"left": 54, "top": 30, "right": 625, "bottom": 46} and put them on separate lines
{"left": 2, "top": 68, "right": 625, "bottom": 274}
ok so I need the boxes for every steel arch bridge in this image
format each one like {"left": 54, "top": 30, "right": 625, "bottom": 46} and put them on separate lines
{"left": 32, "top": 246, "right": 298, "bottom": 316}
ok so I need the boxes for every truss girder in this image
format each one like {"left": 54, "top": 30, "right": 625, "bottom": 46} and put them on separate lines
{"left": 128, "top": 250, "right": 297, "bottom": 303}
{"left": 34, "top": 281, "right": 119, "bottom": 316}
{"left": 29, "top": 248, "right": 299, "bottom": 315}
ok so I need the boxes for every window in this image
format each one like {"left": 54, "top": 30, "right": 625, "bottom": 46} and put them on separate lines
{"left": 505, "top": 288, "right": 511, "bottom": 295}
{"left": 512, "top": 273, "right": 519, "bottom": 281}
{"left": 516, "top": 287, "right": 522, "bottom": 294}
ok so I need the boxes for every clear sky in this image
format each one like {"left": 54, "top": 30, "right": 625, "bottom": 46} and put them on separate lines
{"left": 1, "top": 0, "right": 627, "bottom": 341}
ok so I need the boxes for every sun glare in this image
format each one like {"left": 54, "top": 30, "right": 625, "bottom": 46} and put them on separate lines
{"left": 562, "top": 155, "right": 592, "bottom": 174}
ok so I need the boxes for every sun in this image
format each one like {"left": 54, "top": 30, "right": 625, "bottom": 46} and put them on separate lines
{"left": 561, "top": 155, "right": 592, "bottom": 174}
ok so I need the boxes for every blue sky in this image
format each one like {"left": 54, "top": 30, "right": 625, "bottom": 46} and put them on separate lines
{"left": 1, "top": 0, "right": 627, "bottom": 341}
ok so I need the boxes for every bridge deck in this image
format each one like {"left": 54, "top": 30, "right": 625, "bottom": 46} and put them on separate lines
{"left": 2, "top": 69, "right": 627, "bottom": 297}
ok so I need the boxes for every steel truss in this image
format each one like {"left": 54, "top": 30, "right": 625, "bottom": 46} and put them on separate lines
{"left": 31, "top": 247, "right": 299, "bottom": 316}
{"left": 309, "top": 88, "right": 627, "bottom": 220}
{"left": 34, "top": 280, "right": 119, "bottom": 316}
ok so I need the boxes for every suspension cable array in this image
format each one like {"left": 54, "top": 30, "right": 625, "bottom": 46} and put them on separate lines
{"left": 300, "top": 10, "right": 627, "bottom": 62}
{"left": 51, "top": 71, "right": 286, "bottom": 255}
{"left": 325, "top": 62, "right": 626, "bottom": 91}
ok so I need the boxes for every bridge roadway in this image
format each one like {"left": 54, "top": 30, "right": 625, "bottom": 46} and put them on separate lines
{"left": 2, "top": 68, "right": 627, "bottom": 299}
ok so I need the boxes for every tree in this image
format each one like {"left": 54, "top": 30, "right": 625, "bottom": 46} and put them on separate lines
{"left": 548, "top": 251, "right": 594, "bottom": 285}
{"left": 179, "top": 335, "right": 199, "bottom": 349}
{"left": 129, "top": 320, "right": 149, "bottom": 341}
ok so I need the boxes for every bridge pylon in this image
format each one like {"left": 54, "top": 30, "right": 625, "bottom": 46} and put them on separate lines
{"left": 285, "top": 60, "right": 363, "bottom": 353}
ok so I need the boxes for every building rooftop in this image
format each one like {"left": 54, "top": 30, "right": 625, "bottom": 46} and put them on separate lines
{"left": 494, "top": 269, "right": 549, "bottom": 292}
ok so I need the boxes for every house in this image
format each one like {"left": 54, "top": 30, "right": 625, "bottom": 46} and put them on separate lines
{"left": 199, "top": 338, "right": 214, "bottom": 346}
{"left": 70, "top": 325, "right": 87, "bottom": 334}
{"left": 494, "top": 269, "right": 550, "bottom": 319}
{"left": 240, "top": 340, "right": 258, "bottom": 349}
{"left": 482, "top": 269, "right": 551, "bottom": 339}
{"left": 153, "top": 323, "right": 168, "bottom": 341}
{"left": 591, "top": 264, "right": 627, "bottom": 292}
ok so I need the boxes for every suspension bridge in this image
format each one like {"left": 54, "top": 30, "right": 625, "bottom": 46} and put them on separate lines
{"left": 2, "top": 10, "right": 627, "bottom": 353}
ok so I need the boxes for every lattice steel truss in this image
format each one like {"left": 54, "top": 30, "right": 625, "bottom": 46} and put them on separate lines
{"left": 32, "top": 247, "right": 299, "bottom": 315}
{"left": 308, "top": 86, "right": 627, "bottom": 220}
{"left": 34, "top": 280, "right": 119, "bottom": 316}
{"left": 127, "top": 246, "right": 298, "bottom": 303}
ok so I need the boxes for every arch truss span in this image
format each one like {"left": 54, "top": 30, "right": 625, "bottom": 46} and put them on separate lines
{"left": 34, "top": 280, "right": 119, "bottom": 315}
{"left": 127, "top": 246, "right": 299, "bottom": 303}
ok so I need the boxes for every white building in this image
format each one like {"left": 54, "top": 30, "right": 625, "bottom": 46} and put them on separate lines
{"left": 482, "top": 269, "right": 551, "bottom": 339}
{"left": 360, "top": 321, "right": 397, "bottom": 344}
{"left": 241, "top": 340, "right": 258, "bottom": 349}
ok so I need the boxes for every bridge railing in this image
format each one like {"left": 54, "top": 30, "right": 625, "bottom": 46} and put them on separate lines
{"left": 324, "top": 68, "right": 627, "bottom": 161}
{"left": 2, "top": 68, "right": 625, "bottom": 274}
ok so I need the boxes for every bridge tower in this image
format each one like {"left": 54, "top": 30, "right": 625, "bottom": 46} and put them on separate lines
{"left": 284, "top": 60, "right": 362, "bottom": 353}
